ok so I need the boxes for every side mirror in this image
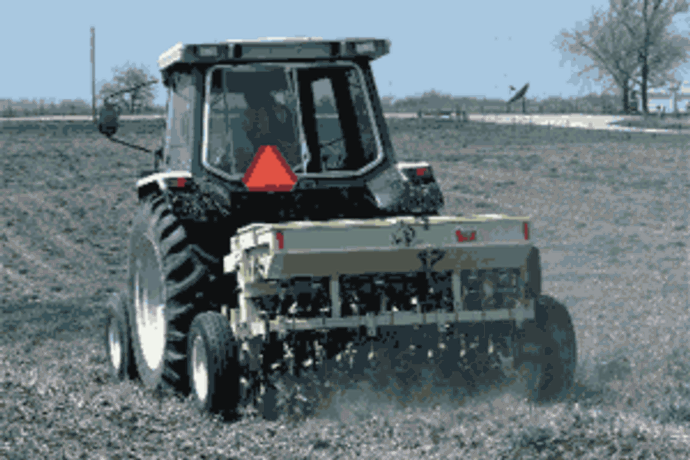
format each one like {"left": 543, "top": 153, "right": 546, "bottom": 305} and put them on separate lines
{"left": 98, "top": 103, "right": 120, "bottom": 137}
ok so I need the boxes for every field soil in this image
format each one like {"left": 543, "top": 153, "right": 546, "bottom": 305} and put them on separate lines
{"left": 2, "top": 118, "right": 689, "bottom": 459}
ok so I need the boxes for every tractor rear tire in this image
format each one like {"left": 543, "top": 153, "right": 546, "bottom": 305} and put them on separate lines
{"left": 105, "top": 290, "right": 137, "bottom": 381}
{"left": 515, "top": 295, "right": 577, "bottom": 403}
{"left": 127, "top": 195, "right": 219, "bottom": 393}
{"left": 187, "top": 312, "right": 241, "bottom": 418}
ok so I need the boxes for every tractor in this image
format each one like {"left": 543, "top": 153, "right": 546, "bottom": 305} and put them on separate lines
{"left": 102, "top": 37, "right": 577, "bottom": 420}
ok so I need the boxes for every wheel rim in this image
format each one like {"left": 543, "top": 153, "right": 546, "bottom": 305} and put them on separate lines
{"left": 191, "top": 334, "right": 209, "bottom": 404}
{"left": 133, "top": 238, "right": 166, "bottom": 373}
{"left": 108, "top": 319, "right": 122, "bottom": 371}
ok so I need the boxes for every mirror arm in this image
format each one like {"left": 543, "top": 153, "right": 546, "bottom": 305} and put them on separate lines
{"left": 104, "top": 134, "right": 157, "bottom": 154}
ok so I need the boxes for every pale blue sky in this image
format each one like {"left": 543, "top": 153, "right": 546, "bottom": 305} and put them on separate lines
{"left": 3, "top": 0, "right": 688, "bottom": 106}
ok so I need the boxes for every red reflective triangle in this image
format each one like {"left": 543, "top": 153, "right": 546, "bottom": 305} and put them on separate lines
{"left": 242, "top": 145, "right": 298, "bottom": 192}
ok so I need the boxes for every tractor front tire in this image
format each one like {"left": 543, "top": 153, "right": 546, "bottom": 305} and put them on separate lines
{"left": 187, "top": 312, "right": 241, "bottom": 418}
{"left": 515, "top": 295, "right": 577, "bottom": 403}
{"left": 105, "top": 290, "right": 137, "bottom": 381}
{"left": 127, "top": 195, "right": 218, "bottom": 393}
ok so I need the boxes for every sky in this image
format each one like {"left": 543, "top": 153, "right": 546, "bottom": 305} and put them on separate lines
{"left": 2, "top": 0, "right": 688, "bottom": 107}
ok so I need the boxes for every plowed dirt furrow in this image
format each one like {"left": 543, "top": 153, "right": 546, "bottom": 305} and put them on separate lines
{"left": 2, "top": 263, "right": 35, "bottom": 289}
{"left": 8, "top": 195, "right": 105, "bottom": 267}
{"left": 55, "top": 181, "right": 135, "bottom": 220}
{"left": 3, "top": 226, "right": 83, "bottom": 288}
{"left": 9, "top": 190, "right": 96, "bottom": 226}
{"left": 2, "top": 263, "right": 33, "bottom": 285}
{"left": 28, "top": 161, "right": 79, "bottom": 188}
{"left": 6, "top": 193, "right": 108, "bottom": 271}
{"left": 91, "top": 188, "right": 134, "bottom": 214}
{"left": 2, "top": 263, "right": 71, "bottom": 301}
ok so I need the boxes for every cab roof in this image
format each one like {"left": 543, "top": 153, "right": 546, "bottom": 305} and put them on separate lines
{"left": 157, "top": 37, "right": 391, "bottom": 85}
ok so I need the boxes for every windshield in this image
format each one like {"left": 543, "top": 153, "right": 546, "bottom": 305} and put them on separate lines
{"left": 202, "top": 61, "right": 381, "bottom": 178}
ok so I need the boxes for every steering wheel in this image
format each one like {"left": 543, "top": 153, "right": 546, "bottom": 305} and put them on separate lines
{"left": 319, "top": 137, "right": 345, "bottom": 165}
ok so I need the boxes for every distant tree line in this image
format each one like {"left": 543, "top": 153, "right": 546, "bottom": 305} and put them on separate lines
{"left": 0, "top": 98, "right": 165, "bottom": 118}
{"left": 0, "top": 62, "right": 165, "bottom": 118}
{"left": 378, "top": 90, "right": 638, "bottom": 115}
{"left": 2, "top": 90, "right": 660, "bottom": 118}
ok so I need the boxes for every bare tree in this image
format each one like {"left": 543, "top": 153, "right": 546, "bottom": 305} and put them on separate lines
{"left": 554, "top": 0, "right": 689, "bottom": 114}
{"left": 612, "top": 0, "right": 689, "bottom": 113}
{"left": 99, "top": 81, "right": 125, "bottom": 110}
{"left": 99, "top": 63, "right": 157, "bottom": 114}
{"left": 555, "top": 6, "right": 641, "bottom": 113}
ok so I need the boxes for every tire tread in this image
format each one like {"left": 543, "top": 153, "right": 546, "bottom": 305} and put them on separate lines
{"left": 127, "top": 197, "right": 218, "bottom": 393}
{"left": 515, "top": 294, "right": 577, "bottom": 403}
{"left": 188, "top": 312, "right": 240, "bottom": 417}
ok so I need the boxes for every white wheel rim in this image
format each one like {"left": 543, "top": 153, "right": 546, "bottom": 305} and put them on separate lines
{"left": 192, "top": 334, "right": 209, "bottom": 404}
{"left": 133, "top": 239, "right": 166, "bottom": 373}
{"left": 108, "top": 320, "right": 122, "bottom": 371}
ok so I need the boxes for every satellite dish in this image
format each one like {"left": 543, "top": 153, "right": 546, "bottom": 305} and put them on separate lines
{"left": 507, "top": 83, "right": 529, "bottom": 104}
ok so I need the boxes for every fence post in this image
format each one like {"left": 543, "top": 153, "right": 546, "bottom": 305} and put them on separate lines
{"left": 91, "top": 27, "right": 96, "bottom": 124}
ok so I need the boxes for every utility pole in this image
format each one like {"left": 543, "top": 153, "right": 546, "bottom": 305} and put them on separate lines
{"left": 91, "top": 27, "right": 96, "bottom": 123}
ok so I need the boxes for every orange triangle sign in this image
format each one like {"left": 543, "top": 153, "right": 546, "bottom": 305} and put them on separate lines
{"left": 242, "top": 145, "right": 298, "bottom": 192}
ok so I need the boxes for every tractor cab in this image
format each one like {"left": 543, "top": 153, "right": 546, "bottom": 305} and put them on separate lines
{"left": 156, "top": 38, "right": 393, "bottom": 183}
{"left": 101, "top": 37, "right": 443, "bottom": 218}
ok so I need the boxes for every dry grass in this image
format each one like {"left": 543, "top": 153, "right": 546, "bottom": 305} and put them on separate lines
{"left": 2, "top": 118, "right": 689, "bottom": 458}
